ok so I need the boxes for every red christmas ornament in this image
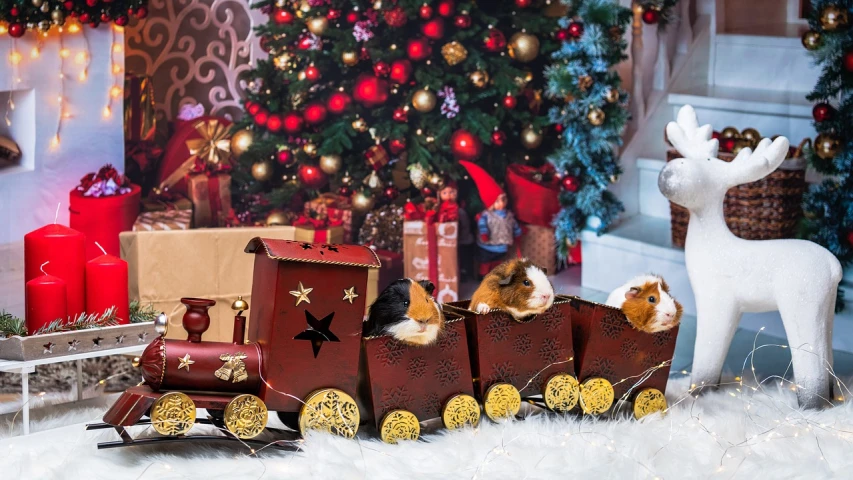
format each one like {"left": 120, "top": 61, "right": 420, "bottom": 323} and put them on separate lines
{"left": 360, "top": 46, "right": 371, "bottom": 60}
{"left": 86, "top": 0, "right": 98, "bottom": 7}
{"left": 384, "top": 6, "right": 407, "bottom": 27}
{"left": 273, "top": 9, "right": 294, "bottom": 24}
{"left": 389, "top": 59, "right": 413, "bottom": 83}
{"left": 383, "top": 186, "right": 399, "bottom": 201}
{"left": 327, "top": 9, "right": 341, "bottom": 20}
{"left": 304, "top": 65, "right": 321, "bottom": 81}
{"left": 491, "top": 131, "right": 506, "bottom": 146}
{"left": 246, "top": 101, "right": 261, "bottom": 116}
{"left": 845, "top": 51, "right": 853, "bottom": 72}
{"left": 282, "top": 111, "right": 304, "bottom": 133}
{"left": 303, "top": 102, "right": 328, "bottom": 125}
{"left": 642, "top": 8, "right": 660, "bottom": 25}
{"left": 454, "top": 14, "right": 471, "bottom": 28}
{"left": 89, "top": 20, "right": 101, "bottom": 28}
{"left": 813, "top": 103, "right": 836, "bottom": 122}
{"left": 515, "top": 0, "right": 532, "bottom": 7}
{"left": 8, "top": 23, "right": 24, "bottom": 38}
{"left": 79, "top": 13, "right": 91, "bottom": 23}
{"left": 437, "top": 0, "right": 455, "bottom": 17}
{"left": 407, "top": 38, "right": 432, "bottom": 62}
{"left": 254, "top": 109, "right": 269, "bottom": 127}
{"left": 389, "top": 138, "right": 406, "bottom": 154}
{"left": 298, "top": 165, "right": 328, "bottom": 189}
{"left": 338, "top": 185, "right": 353, "bottom": 197}
{"left": 346, "top": 11, "right": 359, "bottom": 23}
{"left": 554, "top": 124, "right": 564, "bottom": 133}
{"left": 327, "top": 92, "right": 352, "bottom": 114}
{"left": 277, "top": 149, "right": 294, "bottom": 166}
{"left": 711, "top": 130, "right": 721, "bottom": 141}
{"left": 561, "top": 175, "right": 579, "bottom": 192}
{"left": 567, "top": 22, "right": 584, "bottom": 39}
{"left": 64, "top": 1, "right": 74, "bottom": 10}
{"left": 101, "top": 13, "right": 111, "bottom": 22}
{"left": 422, "top": 18, "right": 445, "bottom": 40}
{"left": 393, "top": 107, "right": 409, "bottom": 122}
{"left": 422, "top": 186, "right": 436, "bottom": 197}
{"left": 259, "top": 36, "right": 273, "bottom": 53}
{"left": 484, "top": 29, "right": 507, "bottom": 52}
{"left": 353, "top": 74, "right": 389, "bottom": 108}
{"left": 450, "top": 129, "right": 483, "bottom": 160}
{"left": 556, "top": 29, "right": 569, "bottom": 41}
{"left": 721, "top": 138, "right": 736, "bottom": 153}
{"left": 419, "top": 4, "right": 433, "bottom": 19}
{"left": 373, "top": 61, "right": 391, "bottom": 77}
{"left": 115, "top": 15, "right": 128, "bottom": 26}
{"left": 10, "top": 6, "right": 19, "bottom": 16}
{"left": 136, "top": 6, "right": 148, "bottom": 18}
{"left": 502, "top": 94, "right": 517, "bottom": 109}
{"left": 265, "top": 114, "right": 283, "bottom": 133}
{"left": 297, "top": 35, "right": 316, "bottom": 50}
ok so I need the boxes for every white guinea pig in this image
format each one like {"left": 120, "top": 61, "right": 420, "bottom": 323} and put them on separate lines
{"left": 606, "top": 275, "right": 682, "bottom": 333}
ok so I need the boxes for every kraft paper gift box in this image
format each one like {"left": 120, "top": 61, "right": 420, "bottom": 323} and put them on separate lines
{"left": 403, "top": 220, "right": 459, "bottom": 304}
{"left": 519, "top": 224, "right": 558, "bottom": 274}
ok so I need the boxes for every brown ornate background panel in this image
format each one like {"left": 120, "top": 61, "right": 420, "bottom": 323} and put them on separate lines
{"left": 566, "top": 296, "right": 678, "bottom": 401}
{"left": 362, "top": 314, "right": 475, "bottom": 427}
{"left": 446, "top": 299, "right": 576, "bottom": 399}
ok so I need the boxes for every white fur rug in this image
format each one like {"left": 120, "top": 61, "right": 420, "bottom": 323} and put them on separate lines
{"left": 1, "top": 376, "right": 852, "bottom": 480}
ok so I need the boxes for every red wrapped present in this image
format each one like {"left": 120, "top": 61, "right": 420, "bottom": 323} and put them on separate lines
{"left": 157, "top": 116, "right": 233, "bottom": 196}
{"left": 124, "top": 74, "right": 156, "bottom": 143}
{"left": 293, "top": 215, "right": 345, "bottom": 243}
{"left": 187, "top": 173, "right": 232, "bottom": 228}
{"left": 69, "top": 164, "right": 141, "bottom": 260}
{"left": 304, "top": 193, "right": 353, "bottom": 243}
{"left": 506, "top": 163, "right": 561, "bottom": 227}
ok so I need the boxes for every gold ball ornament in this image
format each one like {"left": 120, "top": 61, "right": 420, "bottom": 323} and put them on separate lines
{"left": 230, "top": 129, "right": 254, "bottom": 159}
{"left": 306, "top": 16, "right": 329, "bottom": 35}
{"left": 802, "top": 30, "right": 822, "bottom": 51}
{"left": 32, "top": 0, "right": 43, "bottom": 7}
{"left": 303, "top": 143, "right": 318, "bottom": 157}
{"left": 251, "top": 161, "right": 273, "bottom": 182}
{"left": 604, "top": 88, "right": 620, "bottom": 104}
{"left": 37, "top": 20, "right": 50, "bottom": 32}
{"left": 508, "top": 32, "right": 540, "bottom": 63}
{"left": 740, "top": 128, "right": 761, "bottom": 148}
{"left": 341, "top": 172, "right": 353, "bottom": 186}
{"left": 815, "top": 133, "right": 840, "bottom": 160}
{"left": 520, "top": 125, "right": 544, "bottom": 150}
{"left": 319, "top": 154, "right": 342, "bottom": 175}
{"left": 352, "top": 190, "right": 376, "bottom": 213}
{"left": 821, "top": 5, "right": 848, "bottom": 31}
{"left": 587, "top": 107, "right": 605, "bottom": 126}
{"left": 428, "top": 172, "right": 444, "bottom": 187}
{"left": 731, "top": 138, "right": 751, "bottom": 155}
{"left": 265, "top": 210, "right": 290, "bottom": 226}
{"left": 720, "top": 126, "right": 740, "bottom": 139}
{"left": 577, "top": 75, "right": 593, "bottom": 92}
{"left": 352, "top": 118, "right": 369, "bottom": 132}
{"left": 51, "top": 9, "right": 65, "bottom": 24}
{"left": 342, "top": 51, "right": 359, "bottom": 66}
{"left": 441, "top": 41, "right": 468, "bottom": 66}
{"left": 412, "top": 88, "right": 437, "bottom": 113}
{"left": 469, "top": 70, "right": 490, "bottom": 88}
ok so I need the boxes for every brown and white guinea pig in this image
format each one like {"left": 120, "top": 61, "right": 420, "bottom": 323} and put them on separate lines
{"left": 363, "top": 278, "right": 444, "bottom": 346}
{"left": 469, "top": 258, "right": 555, "bottom": 320}
{"left": 605, "top": 274, "right": 683, "bottom": 333}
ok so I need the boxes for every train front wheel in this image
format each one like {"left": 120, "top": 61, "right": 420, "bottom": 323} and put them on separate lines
{"left": 150, "top": 391, "right": 196, "bottom": 436}
{"left": 298, "top": 388, "right": 360, "bottom": 439}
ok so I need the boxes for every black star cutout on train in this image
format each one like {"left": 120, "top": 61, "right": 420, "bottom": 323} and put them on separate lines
{"left": 293, "top": 310, "right": 339, "bottom": 358}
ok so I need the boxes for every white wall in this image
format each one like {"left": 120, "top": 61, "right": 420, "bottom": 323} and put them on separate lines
{"left": 0, "top": 27, "right": 124, "bottom": 244}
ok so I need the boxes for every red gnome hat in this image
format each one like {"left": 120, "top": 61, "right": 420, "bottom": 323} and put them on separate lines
{"left": 459, "top": 160, "right": 504, "bottom": 207}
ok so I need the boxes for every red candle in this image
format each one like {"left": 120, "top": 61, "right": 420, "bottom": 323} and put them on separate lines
{"left": 85, "top": 244, "right": 130, "bottom": 324}
{"left": 24, "top": 223, "right": 86, "bottom": 318}
{"left": 25, "top": 263, "right": 68, "bottom": 335}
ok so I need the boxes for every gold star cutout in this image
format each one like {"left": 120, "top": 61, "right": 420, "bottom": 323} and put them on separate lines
{"left": 177, "top": 353, "right": 195, "bottom": 371}
{"left": 343, "top": 286, "right": 359, "bottom": 304}
{"left": 290, "top": 281, "right": 314, "bottom": 306}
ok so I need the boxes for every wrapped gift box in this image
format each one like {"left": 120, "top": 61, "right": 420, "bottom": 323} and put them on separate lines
{"left": 520, "top": 224, "right": 558, "bottom": 274}
{"left": 304, "top": 193, "right": 354, "bottom": 243}
{"left": 403, "top": 220, "right": 458, "bottom": 304}
{"left": 187, "top": 172, "right": 231, "bottom": 228}
{"left": 293, "top": 225, "right": 345, "bottom": 244}
{"left": 133, "top": 209, "right": 192, "bottom": 231}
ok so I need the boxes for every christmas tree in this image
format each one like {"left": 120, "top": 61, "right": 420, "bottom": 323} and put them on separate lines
{"left": 802, "top": 1, "right": 853, "bottom": 300}
{"left": 231, "top": 0, "right": 562, "bottom": 224}
{"left": 545, "top": 0, "right": 631, "bottom": 254}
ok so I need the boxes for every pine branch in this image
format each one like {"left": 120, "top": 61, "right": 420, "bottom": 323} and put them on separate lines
{"left": 0, "top": 311, "right": 27, "bottom": 338}
{"left": 32, "top": 308, "right": 119, "bottom": 336}
{"left": 129, "top": 301, "right": 158, "bottom": 324}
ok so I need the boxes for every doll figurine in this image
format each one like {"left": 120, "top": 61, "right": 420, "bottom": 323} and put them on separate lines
{"left": 459, "top": 161, "right": 521, "bottom": 277}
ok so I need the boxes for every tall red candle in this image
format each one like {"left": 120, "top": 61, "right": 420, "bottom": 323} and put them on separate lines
{"left": 25, "top": 263, "right": 68, "bottom": 335}
{"left": 24, "top": 223, "right": 86, "bottom": 318}
{"left": 86, "top": 245, "right": 130, "bottom": 324}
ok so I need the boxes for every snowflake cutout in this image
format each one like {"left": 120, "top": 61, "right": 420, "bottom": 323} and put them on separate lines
{"left": 375, "top": 338, "right": 406, "bottom": 367}
{"left": 589, "top": 357, "right": 616, "bottom": 378}
{"left": 421, "top": 392, "right": 441, "bottom": 416}
{"left": 653, "top": 330, "right": 674, "bottom": 347}
{"left": 620, "top": 339, "right": 639, "bottom": 359}
{"left": 68, "top": 339, "right": 80, "bottom": 352}
{"left": 600, "top": 311, "right": 626, "bottom": 339}
{"left": 538, "top": 338, "right": 566, "bottom": 364}
{"left": 484, "top": 313, "right": 513, "bottom": 342}
{"left": 380, "top": 385, "right": 414, "bottom": 412}
{"left": 513, "top": 334, "right": 532, "bottom": 355}
{"left": 434, "top": 358, "right": 462, "bottom": 387}
{"left": 488, "top": 361, "right": 518, "bottom": 385}
{"left": 539, "top": 308, "right": 564, "bottom": 332}
{"left": 437, "top": 327, "right": 460, "bottom": 352}
{"left": 407, "top": 357, "right": 428, "bottom": 379}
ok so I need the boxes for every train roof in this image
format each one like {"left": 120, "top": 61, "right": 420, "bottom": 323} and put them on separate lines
{"left": 244, "top": 237, "right": 381, "bottom": 268}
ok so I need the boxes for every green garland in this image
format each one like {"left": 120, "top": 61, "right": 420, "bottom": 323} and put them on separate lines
{"left": 0, "top": 0, "right": 148, "bottom": 37}
{"left": 0, "top": 311, "right": 26, "bottom": 338}
{"left": 0, "top": 302, "right": 158, "bottom": 338}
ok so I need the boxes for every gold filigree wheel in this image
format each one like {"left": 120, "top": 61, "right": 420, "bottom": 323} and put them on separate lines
{"left": 543, "top": 373, "right": 580, "bottom": 413}
{"left": 441, "top": 393, "right": 480, "bottom": 430}
{"left": 483, "top": 383, "right": 521, "bottom": 421}
{"left": 633, "top": 388, "right": 667, "bottom": 420}
{"left": 579, "top": 377, "right": 614, "bottom": 415}
{"left": 298, "top": 388, "right": 360, "bottom": 438}
{"left": 150, "top": 391, "right": 196, "bottom": 436}
{"left": 224, "top": 394, "right": 269, "bottom": 439}
{"left": 379, "top": 409, "right": 420, "bottom": 444}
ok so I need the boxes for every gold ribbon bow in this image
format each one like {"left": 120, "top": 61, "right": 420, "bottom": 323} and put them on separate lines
{"left": 159, "top": 119, "right": 232, "bottom": 190}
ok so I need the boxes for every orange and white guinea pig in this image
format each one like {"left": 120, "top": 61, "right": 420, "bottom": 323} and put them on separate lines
{"left": 363, "top": 278, "right": 444, "bottom": 345}
{"left": 470, "top": 259, "right": 555, "bottom": 320}
{"left": 606, "top": 275, "right": 683, "bottom": 333}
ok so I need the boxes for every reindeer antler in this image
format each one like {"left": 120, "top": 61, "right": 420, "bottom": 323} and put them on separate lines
{"left": 726, "top": 136, "right": 790, "bottom": 186}
{"left": 666, "top": 105, "right": 719, "bottom": 160}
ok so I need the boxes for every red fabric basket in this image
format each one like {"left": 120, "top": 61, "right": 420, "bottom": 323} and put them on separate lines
{"left": 505, "top": 164, "right": 561, "bottom": 227}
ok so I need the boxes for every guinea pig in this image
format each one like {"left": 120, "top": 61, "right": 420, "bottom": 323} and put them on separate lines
{"left": 363, "top": 278, "right": 444, "bottom": 345}
{"left": 469, "top": 258, "right": 554, "bottom": 320}
{"left": 605, "top": 275, "right": 683, "bottom": 333}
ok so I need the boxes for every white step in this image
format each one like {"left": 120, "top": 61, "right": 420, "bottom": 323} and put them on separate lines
{"left": 581, "top": 215, "right": 853, "bottom": 352}
{"left": 637, "top": 158, "right": 670, "bottom": 220}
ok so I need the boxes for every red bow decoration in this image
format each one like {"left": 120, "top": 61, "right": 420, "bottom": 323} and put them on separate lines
{"left": 403, "top": 201, "right": 438, "bottom": 222}
{"left": 76, "top": 164, "right": 133, "bottom": 197}
{"left": 293, "top": 215, "right": 343, "bottom": 230}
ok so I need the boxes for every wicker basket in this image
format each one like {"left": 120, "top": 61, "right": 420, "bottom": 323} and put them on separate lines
{"left": 668, "top": 141, "right": 808, "bottom": 248}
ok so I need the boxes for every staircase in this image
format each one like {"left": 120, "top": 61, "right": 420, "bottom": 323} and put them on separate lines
{"left": 583, "top": 0, "right": 853, "bottom": 352}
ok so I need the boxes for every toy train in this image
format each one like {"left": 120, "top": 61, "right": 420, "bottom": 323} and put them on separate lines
{"left": 88, "top": 238, "right": 677, "bottom": 448}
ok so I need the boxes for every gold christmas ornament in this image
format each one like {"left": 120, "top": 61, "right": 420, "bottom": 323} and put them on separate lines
{"left": 306, "top": 16, "right": 329, "bottom": 35}
{"left": 469, "top": 70, "right": 490, "bottom": 88}
{"left": 351, "top": 118, "right": 369, "bottom": 132}
{"left": 740, "top": 128, "right": 761, "bottom": 148}
{"left": 265, "top": 210, "right": 290, "bottom": 226}
{"left": 319, "top": 154, "right": 342, "bottom": 174}
{"left": 508, "top": 32, "right": 540, "bottom": 63}
{"left": 820, "top": 5, "right": 848, "bottom": 31}
{"left": 428, "top": 171, "right": 444, "bottom": 187}
{"left": 364, "top": 171, "right": 383, "bottom": 190}
{"left": 587, "top": 106, "right": 605, "bottom": 126}
{"left": 273, "top": 53, "right": 291, "bottom": 69}
{"left": 731, "top": 138, "right": 751, "bottom": 155}
{"left": 51, "top": 9, "right": 64, "bottom": 24}
{"left": 409, "top": 163, "right": 428, "bottom": 189}
{"left": 441, "top": 41, "right": 468, "bottom": 66}
{"left": 802, "top": 30, "right": 822, "bottom": 51}
{"left": 720, "top": 126, "right": 740, "bottom": 139}
{"left": 352, "top": 190, "right": 376, "bottom": 213}
{"left": 520, "top": 125, "right": 543, "bottom": 150}
{"left": 251, "top": 161, "right": 273, "bottom": 182}
{"left": 342, "top": 50, "right": 359, "bottom": 66}
{"left": 514, "top": 70, "right": 534, "bottom": 87}
{"left": 604, "top": 88, "right": 620, "bottom": 104}
{"left": 412, "top": 88, "right": 437, "bottom": 112}
{"left": 230, "top": 129, "right": 254, "bottom": 159}
{"left": 577, "top": 75, "right": 593, "bottom": 92}
{"left": 31, "top": 0, "right": 43, "bottom": 7}
{"left": 303, "top": 143, "right": 318, "bottom": 157}
{"left": 814, "top": 133, "right": 840, "bottom": 160}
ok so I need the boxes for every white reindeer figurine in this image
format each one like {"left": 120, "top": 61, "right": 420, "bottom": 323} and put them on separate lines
{"left": 660, "top": 105, "right": 842, "bottom": 409}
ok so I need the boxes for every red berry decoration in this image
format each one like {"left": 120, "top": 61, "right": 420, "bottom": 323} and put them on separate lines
{"left": 86, "top": 0, "right": 98, "bottom": 7}
{"left": 567, "top": 22, "right": 584, "bottom": 39}
{"left": 282, "top": 111, "right": 304, "bottom": 133}
{"left": 346, "top": 11, "right": 359, "bottom": 23}
{"left": 246, "top": 101, "right": 261, "bottom": 116}
{"left": 454, "top": 14, "right": 471, "bottom": 28}
{"left": 353, "top": 74, "right": 390, "bottom": 108}
{"left": 642, "top": 8, "right": 660, "bottom": 25}
{"left": 813, "top": 103, "right": 836, "bottom": 123}
{"left": 101, "top": 13, "right": 111, "bottom": 22}
{"left": 450, "top": 129, "right": 483, "bottom": 160}
{"left": 515, "top": 0, "right": 532, "bottom": 7}
{"left": 79, "top": 12, "right": 91, "bottom": 23}
{"left": 419, "top": 4, "right": 433, "bottom": 19}
{"left": 298, "top": 165, "right": 328, "bottom": 189}
{"left": 273, "top": 9, "right": 294, "bottom": 25}
{"left": 422, "top": 18, "right": 445, "bottom": 40}
{"left": 265, "top": 114, "right": 283, "bottom": 132}
{"left": 484, "top": 29, "right": 507, "bottom": 52}
{"left": 116, "top": 15, "right": 129, "bottom": 26}
{"left": 304, "top": 102, "right": 328, "bottom": 125}
{"left": 277, "top": 149, "right": 294, "bottom": 166}
{"left": 437, "top": 0, "right": 455, "bottom": 17}
{"left": 384, "top": 6, "right": 407, "bottom": 27}
{"left": 136, "top": 6, "right": 148, "bottom": 18}
{"left": 845, "top": 51, "right": 853, "bottom": 72}
{"left": 373, "top": 61, "right": 390, "bottom": 77}
{"left": 360, "top": 47, "right": 371, "bottom": 60}
{"left": 389, "top": 138, "right": 406, "bottom": 154}
{"left": 393, "top": 107, "right": 409, "bottom": 122}
{"left": 502, "top": 94, "right": 517, "bottom": 109}
{"left": 304, "top": 65, "right": 321, "bottom": 81}
{"left": 8, "top": 23, "right": 24, "bottom": 38}
{"left": 254, "top": 109, "right": 269, "bottom": 127}
{"left": 407, "top": 37, "right": 432, "bottom": 62}
{"left": 561, "top": 175, "right": 579, "bottom": 192}
{"left": 491, "top": 131, "right": 506, "bottom": 146}
{"left": 327, "top": 92, "right": 352, "bottom": 114}
{"left": 327, "top": 9, "right": 341, "bottom": 20}
{"left": 389, "top": 59, "right": 413, "bottom": 83}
